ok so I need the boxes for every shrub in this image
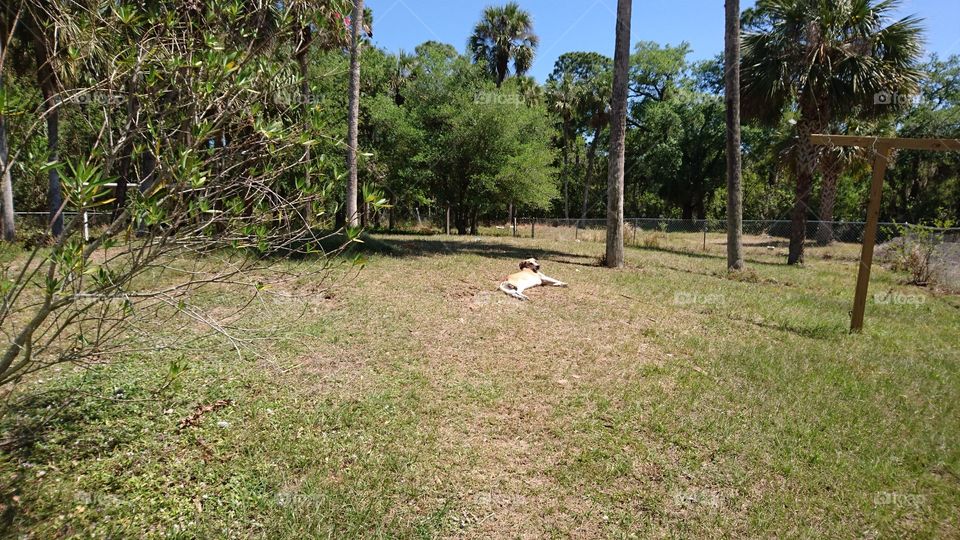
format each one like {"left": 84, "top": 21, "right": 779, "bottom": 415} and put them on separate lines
{"left": 889, "top": 221, "right": 953, "bottom": 286}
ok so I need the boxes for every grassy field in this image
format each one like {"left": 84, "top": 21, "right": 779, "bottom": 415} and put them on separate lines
{"left": 1, "top": 233, "right": 958, "bottom": 538}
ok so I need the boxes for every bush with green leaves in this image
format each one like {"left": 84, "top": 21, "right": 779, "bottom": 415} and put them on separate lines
{"left": 0, "top": 0, "right": 385, "bottom": 388}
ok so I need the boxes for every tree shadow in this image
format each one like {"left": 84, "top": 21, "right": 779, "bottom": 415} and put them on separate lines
{"left": 0, "top": 384, "right": 154, "bottom": 531}
{"left": 374, "top": 236, "right": 601, "bottom": 266}
{"left": 726, "top": 313, "right": 846, "bottom": 340}
{"left": 636, "top": 245, "right": 789, "bottom": 268}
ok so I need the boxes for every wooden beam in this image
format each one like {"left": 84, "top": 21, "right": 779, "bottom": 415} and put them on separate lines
{"left": 810, "top": 134, "right": 960, "bottom": 152}
{"left": 850, "top": 145, "right": 893, "bottom": 333}
{"left": 810, "top": 134, "right": 960, "bottom": 331}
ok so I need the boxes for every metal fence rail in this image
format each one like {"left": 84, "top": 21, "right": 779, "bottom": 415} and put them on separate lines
{"left": 8, "top": 212, "right": 114, "bottom": 241}
{"left": 504, "top": 218, "right": 960, "bottom": 246}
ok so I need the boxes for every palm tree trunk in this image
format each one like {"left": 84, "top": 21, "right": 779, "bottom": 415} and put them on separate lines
{"left": 0, "top": 109, "right": 14, "bottom": 242}
{"left": 561, "top": 135, "right": 570, "bottom": 220}
{"left": 580, "top": 126, "right": 601, "bottom": 224}
{"left": 816, "top": 152, "right": 840, "bottom": 245}
{"left": 724, "top": 0, "right": 743, "bottom": 270}
{"left": 345, "top": 0, "right": 363, "bottom": 228}
{"left": 604, "top": 0, "right": 631, "bottom": 268}
{"left": 788, "top": 116, "right": 820, "bottom": 265}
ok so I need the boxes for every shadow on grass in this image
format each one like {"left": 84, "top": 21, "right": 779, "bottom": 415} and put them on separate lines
{"left": 634, "top": 245, "right": 792, "bottom": 269}
{"left": 372, "top": 236, "right": 600, "bottom": 266}
{"left": 726, "top": 313, "right": 846, "bottom": 340}
{"left": 0, "top": 389, "right": 105, "bottom": 530}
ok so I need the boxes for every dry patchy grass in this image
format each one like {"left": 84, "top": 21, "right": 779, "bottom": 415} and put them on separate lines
{"left": 1, "top": 234, "right": 958, "bottom": 538}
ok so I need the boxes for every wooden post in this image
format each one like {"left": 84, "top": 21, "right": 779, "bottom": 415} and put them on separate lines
{"left": 808, "top": 134, "right": 960, "bottom": 332}
{"left": 702, "top": 220, "right": 707, "bottom": 251}
{"left": 445, "top": 205, "right": 450, "bottom": 235}
{"left": 531, "top": 220, "right": 535, "bottom": 239}
{"left": 513, "top": 217, "right": 517, "bottom": 237}
{"left": 850, "top": 146, "right": 892, "bottom": 333}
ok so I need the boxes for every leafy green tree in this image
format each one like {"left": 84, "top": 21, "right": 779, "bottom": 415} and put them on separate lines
{"left": 545, "top": 73, "right": 579, "bottom": 218}
{"left": 624, "top": 45, "right": 726, "bottom": 220}
{"left": 741, "top": 0, "right": 924, "bottom": 264}
{"left": 547, "top": 52, "right": 612, "bottom": 222}
{"left": 468, "top": 2, "right": 538, "bottom": 88}
{"left": 883, "top": 54, "right": 960, "bottom": 223}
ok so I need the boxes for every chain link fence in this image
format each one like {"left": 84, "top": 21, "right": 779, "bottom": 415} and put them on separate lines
{"left": 498, "top": 218, "right": 960, "bottom": 247}
{"left": 9, "top": 212, "right": 114, "bottom": 241}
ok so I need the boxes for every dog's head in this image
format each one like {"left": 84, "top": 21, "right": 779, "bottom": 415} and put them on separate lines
{"left": 519, "top": 258, "right": 541, "bottom": 272}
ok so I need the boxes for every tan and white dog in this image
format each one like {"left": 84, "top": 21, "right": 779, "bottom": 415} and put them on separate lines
{"left": 498, "top": 258, "right": 567, "bottom": 301}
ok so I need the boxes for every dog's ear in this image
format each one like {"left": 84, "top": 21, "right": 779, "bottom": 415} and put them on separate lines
{"left": 519, "top": 261, "right": 530, "bottom": 270}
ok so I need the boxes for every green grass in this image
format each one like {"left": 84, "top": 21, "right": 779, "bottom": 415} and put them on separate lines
{"left": 1, "top": 234, "right": 958, "bottom": 538}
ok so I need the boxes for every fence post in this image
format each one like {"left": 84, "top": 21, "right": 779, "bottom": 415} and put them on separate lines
{"left": 531, "top": 220, "right": 535, "bottom": 239}
{"left": 513, "top": 218, "right": 517, "bottom": 237}
{"left": 632, "top": 219, "right": 637, "bottom": 245}
{"left": 703, "top": 220, "right": 707, "bottom": 251}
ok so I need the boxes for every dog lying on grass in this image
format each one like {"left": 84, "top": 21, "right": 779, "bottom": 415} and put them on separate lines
{"left": 498, "top": 258, "right": 567, "bottom": 301}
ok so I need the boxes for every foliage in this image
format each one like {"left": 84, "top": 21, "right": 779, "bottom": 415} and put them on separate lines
{"left": 468, "top": 1, "right": 539, "bottom": 87}
{"left": 0, "top": 0, "right": 381, "bottom": 387}
{"left": 888, "top": 220, "right": 955, "bottom": 285}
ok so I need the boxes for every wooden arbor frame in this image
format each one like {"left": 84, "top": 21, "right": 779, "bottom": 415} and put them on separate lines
{"left": 809, "top": 134, "right": 960, "bottom": 333}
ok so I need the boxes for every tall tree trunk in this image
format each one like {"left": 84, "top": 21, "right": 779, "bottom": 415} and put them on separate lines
{"left": 816, "top": 151, "right": 840, "bottom": 245}
{"left": 345, "top": 0, "right": 363, "bottom": 228}
{"left": 562, "top": 125, "right": 570, "bottom": 220}
{"left": 456, "top": 207, "right": 467, "bottom": 235}
{"left": 507, "top": 201, "right": 513, "bottom": 226}
{"left": 43, "top": 92, "right": 63, "bottom": 237}
{"left": 32, "top": 23, "right": 63, "bottom": 237}
{"left": 297, "top": 25, "right": 313, "bottom": 224}
{"left": 580, "top": 126, "right": 601, "bottom": 224}
{"left": 496, "top": 55, "right": 508, "bottom": 88}
{"left": 0, "top": 38, "right": 12, "bottom": 241}
{"left": 788, "top": 116, "right": 820, "bottom": 265}
{"left": 604, "top": 0, "right": 631, "bottom": 268}
{"left": 0, "top": 40, "right": 14, "bottom": 242}
{"left": 724, "top": 0, "right": 743, "bottom": 270}
{"left": 0, "top": 108, "right": 13, "bottom": 242}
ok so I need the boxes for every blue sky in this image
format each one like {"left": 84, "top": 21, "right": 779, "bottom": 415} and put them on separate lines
{"left": 366, "top": 0, "right": 960, "bottom": 82}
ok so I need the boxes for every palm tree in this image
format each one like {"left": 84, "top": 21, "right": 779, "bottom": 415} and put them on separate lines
{"left": 741, "top": 0, "right": 923, "bottom": 264}
{"left": 389, "top": 50, "right": 415, "bottom": 106}
{"left": 725, "top": 0, "right": 744, "bottom": 270}
{"left": 468, "top": 2, "right": 538, "bottom": 88}
{"left": 605, "top": 0, "right": 631, "bottom": 269}
{"left": 580, "top": 72, "right": 611, "bottom": 223}
{"left": 816, "top": 117, "right": 879, "bottom": 244}
{"left": 546, "top": 74, "right": 579, "bottom": 219}
{"left": 345, "top": 0, "right": 363, "bottom": 228}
